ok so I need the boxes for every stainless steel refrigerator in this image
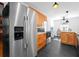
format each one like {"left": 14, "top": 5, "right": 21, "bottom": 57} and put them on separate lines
{"left": 9, "top": 2, "right": 37, "bottom": 57}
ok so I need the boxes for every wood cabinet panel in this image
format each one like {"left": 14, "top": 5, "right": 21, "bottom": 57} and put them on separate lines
{"left": 60, "top": 32, "right": 77, "bottom": 47}
{"left": 37, "top": 41, "right": 46, "bottom": 49}
{"left": 61, "top": 33, "right": 68, "bottom": 43}
{"left": 36, "top": 12, "right": 47, "bottom": 27}
{"left": 37, "top": 33, "right": 46, "bottom": 50}
{"left": 30, "top": 6, "right": 47, "bottom": 27}
{"left": 0, "top": 16, "right": 3, "bottom": 57}
{"left": 0, "top": 28, "right": 3, "bottom": 39}
{"left": 37, "top": 34, "right": 46, "bottom": 42}
{"left": 0, "top": 41, "right": 3, "bottom": 57}
{"left": 0, "top": 16, "right": 3, "bottom": 24}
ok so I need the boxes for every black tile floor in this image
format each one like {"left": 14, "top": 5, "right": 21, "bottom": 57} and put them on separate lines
{"left": 37, "top": 37, "right": 77, "bottom": 57}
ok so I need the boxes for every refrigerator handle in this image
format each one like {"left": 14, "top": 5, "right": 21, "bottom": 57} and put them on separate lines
{"left": 23, "top": 42, "right": 29, "bottom": 49}
{"left": 23, "top": 16, "right": 29, "bottom": 49}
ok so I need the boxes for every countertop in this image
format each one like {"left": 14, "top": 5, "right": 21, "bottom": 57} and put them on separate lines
{"left": 37, "top": 32, "right": 46, "bottom": 34}
{"left": 76, "top": 33, "right": 79, "bottom": 56}
{"left": 77, "top": 35, "right": 79, "bottom": 45}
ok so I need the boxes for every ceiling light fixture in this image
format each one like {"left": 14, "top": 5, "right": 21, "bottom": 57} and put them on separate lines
{"left": 62, "top": 11, "right": 69, "bottom": 24}
{"left": 53, "top": 2, "right": 59, "bottom": 8}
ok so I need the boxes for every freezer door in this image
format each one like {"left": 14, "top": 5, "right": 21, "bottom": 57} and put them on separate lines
{"left": 9, "top": 2, "right": 27, "bottom": 57}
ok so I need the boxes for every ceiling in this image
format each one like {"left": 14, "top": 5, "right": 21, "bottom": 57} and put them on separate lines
{"left": 26, "top": 2, "right": 79, "bottom": 20}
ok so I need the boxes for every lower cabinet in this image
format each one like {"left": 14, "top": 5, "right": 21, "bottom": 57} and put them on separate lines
{"left": 37, "top": 33, "right": 46, "bottom": 50}
{"left": 0, "top": 41, "right": 3, "bottom": 57}
{"left": 60, "top": 32, "right": 77, "bottom": 47}
{"left": 0, "top": 27, "right": 3, "bottom": 56}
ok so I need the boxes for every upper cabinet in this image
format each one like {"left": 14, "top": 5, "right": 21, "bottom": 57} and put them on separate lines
{"left": 36, "top": 12, "right": 47, "bottom": 27}
{"left": 30, "top": 7, "right": 47, "bottom": 27}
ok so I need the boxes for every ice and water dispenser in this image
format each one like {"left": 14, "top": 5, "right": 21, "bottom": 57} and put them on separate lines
{"left": 14, "top": 27, "right": 23, "bottom": 40}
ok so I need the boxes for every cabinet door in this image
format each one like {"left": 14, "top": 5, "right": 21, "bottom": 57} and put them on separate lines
{"left": 0, "top": 28, "right": 3, "bottom": 39}
{"left": 36, "top": 12, "right": 47, "bottom": 27}
{"left": 0, "top": 16, "right": 3, "bottom": 57}
{"left": 61, "top": 32, "right": 68, "bottom": 43}
{"left": 37, "top": 41, "right": 46, "bottom": 49}
{"left": 37, "top": 34, "right": 46, "bottom": 50}
{"left": 0, "top": 16, "right": 3, "bottom": 24}
{"left": 0, "top": 41, "right": 3, "bottom": 57}
{"left": 36, "top": 13, "right": 41, "bottom": 26}
{"left": 68, "top": 33, "right": 75, "bottom": 45}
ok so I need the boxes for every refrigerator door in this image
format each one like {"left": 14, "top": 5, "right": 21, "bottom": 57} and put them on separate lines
{"left": 9, "top": 2, "right": 27, "bottom": 57}
{"left": 25, "top": 8, "right": 37, "bottom": 57}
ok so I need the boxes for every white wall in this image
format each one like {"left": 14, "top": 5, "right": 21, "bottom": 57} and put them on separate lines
{"left": 68, "top": 17, "right": 79, "bottom": 33}
{"left": 51, "top": 16, "right": 79, "bottom": 35}
{"left": 53, "top": 20, "right": 61, "bottom": 36}
{"left": 46, "top": 17, "right": 51, "bottom": 31}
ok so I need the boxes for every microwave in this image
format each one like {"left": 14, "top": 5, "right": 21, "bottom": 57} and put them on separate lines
{"left": 37, "top": 28, "right": 45, "bottom": 32}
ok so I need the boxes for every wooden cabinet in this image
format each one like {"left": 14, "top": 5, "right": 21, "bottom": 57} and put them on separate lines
{"left": 30, "top": 7, "right": 47, "bottom": 27}
{"left": 30, "top": 7, "right": 47, "bottom": 51}
{"left": 36, "top": 11, "right": 47, "bottom": 27}
{"left": 60, "top": 32, "right": 77, "bottom": 47}
{"left": 37, "top": 33, "right": 46, "bottom": 50}
{"left": 0, "top": 16, "right": 3, "bottom": 57}
{"left": 0, "top": 28, "right": 3, "bottom": 39}
{"left": 0, "top": 41, "right": 3, "bottom": 57}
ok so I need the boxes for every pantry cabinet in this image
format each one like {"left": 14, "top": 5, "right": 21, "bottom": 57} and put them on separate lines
{"left": 60, "top": 32, "right": 77, "bottom": 47}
